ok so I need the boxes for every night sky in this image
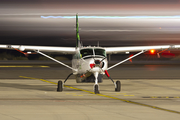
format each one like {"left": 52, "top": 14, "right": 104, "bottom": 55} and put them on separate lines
{"left": 1, "top": 0, "right": 180, "bottom": 47}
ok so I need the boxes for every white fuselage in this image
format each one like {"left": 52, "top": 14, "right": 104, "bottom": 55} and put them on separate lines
{"left": 72, "top": 47, "right": 108, "bottom": 75}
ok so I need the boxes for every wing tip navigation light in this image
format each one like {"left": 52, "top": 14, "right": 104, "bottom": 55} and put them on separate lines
{"left": 150, "top": 49, "right": 155, "bottom": 54}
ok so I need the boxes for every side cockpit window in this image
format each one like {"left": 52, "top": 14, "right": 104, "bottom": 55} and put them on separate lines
{"left": 80, "top": 48, "right": 93, "bottom": 57}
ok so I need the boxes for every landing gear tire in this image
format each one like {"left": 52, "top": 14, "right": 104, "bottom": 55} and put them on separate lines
{"left": 115, "top": 80, "right": 121, "bottom": 92}
{"left": 57, "top": 80, "right": 63, "bottom": 92}
{"left": 94, "top": 85, "right": 100, "bottom": 94}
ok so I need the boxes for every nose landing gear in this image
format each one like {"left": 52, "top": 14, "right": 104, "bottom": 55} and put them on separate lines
{"left": 94, "top": 84, "right": 100, "bottom": 94}
{"left": 93, "top": 71, "right": 100, "bottom": 94}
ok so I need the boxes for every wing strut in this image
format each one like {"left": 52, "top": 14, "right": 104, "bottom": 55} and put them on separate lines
{"left": 107, "top": 50, "right": 146, "bottom": 70}
{"left": 36, "top": 50, "right": 77, "bottom": 71}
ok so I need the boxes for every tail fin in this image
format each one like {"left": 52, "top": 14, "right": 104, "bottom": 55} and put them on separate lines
{"left": 76, "top": 14, "right": 81, "bottom": 48}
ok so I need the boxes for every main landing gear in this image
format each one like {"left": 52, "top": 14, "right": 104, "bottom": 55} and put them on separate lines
{"left": 108, "top": 76, "right": 121, "bottom": 92}
{"left": 57, "top": 80, "right": 63, "bottom": 92}
{"left": 57, "top": 73, "right": 73, "bottom": 92}
{"left": 104, "top": 70, "right": 121, "bottom": 92}
{"left": 115, "top": 80, "right": 121, "bottom": 92}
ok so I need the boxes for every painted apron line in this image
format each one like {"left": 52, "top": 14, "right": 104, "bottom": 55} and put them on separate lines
{"left": 19, "top": 76, "right": 180, "bottom": 114}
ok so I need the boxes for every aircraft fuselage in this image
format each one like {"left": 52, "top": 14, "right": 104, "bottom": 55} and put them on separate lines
{"left": 72, "top": 47, "right": 108, "bottom": 83}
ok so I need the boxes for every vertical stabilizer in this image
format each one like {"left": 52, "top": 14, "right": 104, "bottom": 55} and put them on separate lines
{"left": 76, "top": 14, "right": 81, "bottom": 48}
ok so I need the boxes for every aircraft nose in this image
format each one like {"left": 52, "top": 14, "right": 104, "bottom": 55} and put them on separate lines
{"left": 95, "top": 60, "right": 101, "bottom": 64}
{"left": 90, "top": 66, "right": 102, "bottom": 74}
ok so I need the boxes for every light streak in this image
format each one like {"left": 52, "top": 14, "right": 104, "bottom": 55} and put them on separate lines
{"left": 41, "top": 15, "right": 180, "bottom": 19}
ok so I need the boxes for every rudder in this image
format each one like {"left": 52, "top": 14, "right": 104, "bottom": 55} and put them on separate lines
{"left": 76, "top": 14, "right": 81, "bottom": 48}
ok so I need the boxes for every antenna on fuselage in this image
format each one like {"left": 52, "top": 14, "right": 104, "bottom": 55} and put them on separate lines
{"left": 81, "top": 41, "right": 83, "bottom": 47}
{"left": 97, "top": 41, "right": 99, "bottom": 47}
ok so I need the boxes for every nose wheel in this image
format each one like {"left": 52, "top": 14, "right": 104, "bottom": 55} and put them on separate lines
{"left": 94, "top": 84, "right": 100, "bottom": 94}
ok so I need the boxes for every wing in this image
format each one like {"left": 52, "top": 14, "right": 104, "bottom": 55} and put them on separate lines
{"left": 105, "top": 45, "right": 179, "bottom": 54}
{"left": 0, "top": 44, "right": 76, "bottom": 54}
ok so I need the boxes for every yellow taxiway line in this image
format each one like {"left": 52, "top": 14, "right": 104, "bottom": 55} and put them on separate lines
{"left": 19, "top": 76, "right": 180, "bottom": 114}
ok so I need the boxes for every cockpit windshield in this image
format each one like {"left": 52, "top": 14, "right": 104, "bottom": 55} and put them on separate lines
{"left": 80, "top": 48, "right": 106, "bottom": 58}
{"left": 94, "top": 48, "right": 106, "bottom": 57}
{"left": 80, "top": 48, "right": 93, "bottom": 57}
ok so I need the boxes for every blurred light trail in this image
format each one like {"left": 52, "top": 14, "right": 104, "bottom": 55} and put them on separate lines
{"left": 83, "top": 30, "right": 139, "bottom": 32}
{"left": 41, "top": 15, "right": 180, "bottom": 19}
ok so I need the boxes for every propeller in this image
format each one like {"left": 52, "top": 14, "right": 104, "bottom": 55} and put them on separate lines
{"left": 90, "top": 56, "right": 114, "bottom": 88}
{"left": 90, "top": 56, "right": 106, "bottom": 68}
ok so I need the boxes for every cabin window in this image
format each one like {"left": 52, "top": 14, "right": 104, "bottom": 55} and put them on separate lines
{"left": 94, "top": 48, "right": 106, "bottom": 57}
{"left": 80, "top": 48, "right": 93, "bottom": 57}
{"left": 73, "top": 53, "right": 81, "bottom": 59}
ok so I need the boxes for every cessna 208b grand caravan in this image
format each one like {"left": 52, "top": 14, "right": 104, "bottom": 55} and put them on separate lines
{"left": 1, "top": 14, "right": 180, "bottom": 94}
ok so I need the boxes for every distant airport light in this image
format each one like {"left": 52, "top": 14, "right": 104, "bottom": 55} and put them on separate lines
{"left": 150, "top": 49, "right": 155, "bottom": 54}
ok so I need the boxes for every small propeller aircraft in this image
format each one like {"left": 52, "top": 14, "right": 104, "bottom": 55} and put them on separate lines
{"left": 1, "top": 14, "right": 180, "bottom": 94}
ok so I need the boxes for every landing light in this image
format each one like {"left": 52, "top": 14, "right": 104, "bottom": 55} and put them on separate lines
{"left": 125, "top": 52, "right": 129, "bottom": 54}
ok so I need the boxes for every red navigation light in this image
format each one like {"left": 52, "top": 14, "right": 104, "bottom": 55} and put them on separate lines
{"left": 150, "top": 49, "right": 155, "bottom": 54}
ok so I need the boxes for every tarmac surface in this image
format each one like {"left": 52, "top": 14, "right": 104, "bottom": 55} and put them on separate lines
{"left": 1, "top": 61, "right": 180, "bottom": 120}
{"left": 1, "top": 60, "right": 180, "bottom": 79}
